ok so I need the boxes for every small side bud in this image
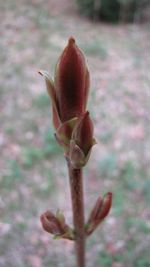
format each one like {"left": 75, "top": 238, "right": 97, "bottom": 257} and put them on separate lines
{"left": 96, "top": 192, "right": 112, "bottom": 221}
{"left": 69, "top": 112, "right": 96, "bottom": 168}
{"left": 72, "top": 111, "right": 93, "bottom": 155}
{"left": 86, "top": 192, "right": 112, "bottom": 236}
{"left": 40, "top": 210, "right": 75, "bottom": 240}
{"left": 40, "top": 211, "right": 60, "bottom": 235}
{"left": 87, "top": 195, "right": 103, "bottom": 225}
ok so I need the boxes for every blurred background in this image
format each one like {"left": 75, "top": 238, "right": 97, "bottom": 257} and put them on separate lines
{"left": 0, "top": 0, "right": 150, "bottom": 267}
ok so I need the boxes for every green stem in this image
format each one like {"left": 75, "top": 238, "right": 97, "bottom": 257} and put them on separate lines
{"left": 67, "top": 161, "right": 85, "bottom": 267}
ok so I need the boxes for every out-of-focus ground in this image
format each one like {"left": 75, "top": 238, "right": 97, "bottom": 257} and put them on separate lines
{"left": 0, "top": 0, "right": 150, "bottom": 267}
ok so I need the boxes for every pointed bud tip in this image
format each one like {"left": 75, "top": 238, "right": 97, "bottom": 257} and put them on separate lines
{"left": 38, "top": 70, "right": 43, "bottom": 76}
{"left": 106, "top": 192, "right": 113, "bottom": 199}
{"left": 84, "top": 111, "right": 89, "bottom": 117}
{"left": 68, "top": 37, "right": 75, "bottom": 46}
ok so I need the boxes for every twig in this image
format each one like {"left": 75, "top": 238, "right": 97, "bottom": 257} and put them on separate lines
{"left": 67, "top": 160, "right": 85, "bottom": 267}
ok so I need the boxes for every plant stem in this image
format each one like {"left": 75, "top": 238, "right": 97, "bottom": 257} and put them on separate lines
{"left": 67, "top": 161, "right": 85, "bottom": 267}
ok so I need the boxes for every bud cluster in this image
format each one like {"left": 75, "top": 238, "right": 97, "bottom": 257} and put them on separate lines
{"left": 39, "top": 37, "right": 95, "bottom": 168}
{"left": 39, "top": 37, "right": 113, "bottom": 244}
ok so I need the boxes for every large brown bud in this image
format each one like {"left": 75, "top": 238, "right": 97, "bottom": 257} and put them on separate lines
{"left": 39, "top": 37, "right": 94, "bottom": 160}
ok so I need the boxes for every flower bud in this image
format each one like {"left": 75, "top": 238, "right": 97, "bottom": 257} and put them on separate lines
{"left": 40, "top": 210, "right": 75, "bottom": 240}
{"left": 69, "top": 111, "right": 96, "bottom": 168}
{"left": 72, "top": 111, "right": 94, "bottom": 155}
{"left": 55, "top": 37, "right": 90, "bottom": 122}
{"left": 39, "top": 37, "right": 90, "bottom": 152}
{"left": 96, "top": 192, "right": 112, "bottom": 221}
{"left": 40, "top": 211, "right": 60, "bottom": 235}
{"left": 87, "top": 195, "right": 103, "bottom": 225}
{"left": 86, "top": 192, "right": 112, "bottom": 235}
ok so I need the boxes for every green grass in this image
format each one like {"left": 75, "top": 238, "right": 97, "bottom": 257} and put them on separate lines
{"left": 97, "top": 251, "right": 113, "bottom": 266}
{"left": 24, "top": 120, "right": 39, "bottom": 133}
{"left": 1, "top": 160, "right": 23, "bottom": 190}
{"left": 113, "top": 188, "right": 125, "bottom": 215}
{"left": 126, "top": 218, "right": 150, "bottom": 234}
{"left": 119, "top": 160, "right": 137, "bottom": 190}
{"left": 136, "top": 257, "right": 150, "bottom": 267}
{"left": 22, "top": 147, "right": 44, "bottom": 168}
{"left": 98, "top": 153, "right": 117, "bottom": 177}
{"left": 33, "top": 93, "right": 50, "bottom": 109}
{"left": 16, "top": 222, "right": 28, "bottom": 231}
{"left": 99, "top": 130, "right": 114, "bottom": 144}
{"left": 80, "top": 40, "right": 107, "bottom": 59}
{"left": 5, "top": 126, "right": 14, "bottom": 135}
{"left": 43, "top": 127, "right": 61, "bottom": 157}
{"left": 8, "top": 201, "right": 22, "bottom": 211}
{"left": 142, "top": 178, "right": 150, "bottom": 201}
{"left": 33, "top": 169, "right": 55, "bottom": 197}
{"left": 21, "top": 128, "right": 60, "bottom": 168}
